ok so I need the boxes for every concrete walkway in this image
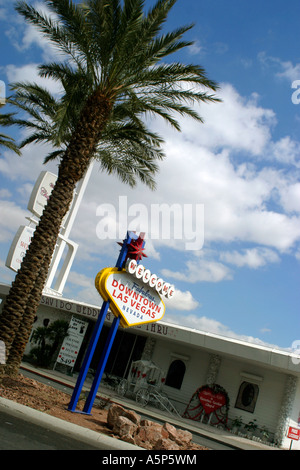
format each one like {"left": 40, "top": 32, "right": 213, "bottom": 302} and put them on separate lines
{"left": 4, "top": 362, "right": 280, "bottom": 451}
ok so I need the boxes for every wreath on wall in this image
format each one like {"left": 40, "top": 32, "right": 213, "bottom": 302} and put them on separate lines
{"left": 183, "top": 383, "right": 230, "bottom": 428}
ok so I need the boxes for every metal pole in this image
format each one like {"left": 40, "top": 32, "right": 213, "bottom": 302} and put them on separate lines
{"left": 68, "top": 300, "right": 109, "bottom": 411}
{"left": 83, "top": 316, "right": 121, "bottom": 414}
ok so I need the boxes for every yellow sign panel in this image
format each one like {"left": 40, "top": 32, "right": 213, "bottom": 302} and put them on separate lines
{"left": 95, "top": 267, "right": 165, "bottom": 328}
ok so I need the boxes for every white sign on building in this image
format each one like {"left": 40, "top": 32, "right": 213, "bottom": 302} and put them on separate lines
{"left": 5, "top": 171, "right": 56, "bottom": 272}
{"left": 27, "top": 170, "right": 57, "bottom": 218}
{"left": 5, "top": 225, "right": 35, "bottom": 272}
{"left": 56, "top": 316, "right": 88, "bottom": 369}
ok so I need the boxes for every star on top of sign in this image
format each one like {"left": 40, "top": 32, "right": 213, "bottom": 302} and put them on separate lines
{"left": 118, "top": 232, "right": 147, "bottom": 263}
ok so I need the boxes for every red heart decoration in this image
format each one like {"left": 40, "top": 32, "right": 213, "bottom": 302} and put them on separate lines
{"left": 198, "top": 388, "right": 226, "bottom": 414}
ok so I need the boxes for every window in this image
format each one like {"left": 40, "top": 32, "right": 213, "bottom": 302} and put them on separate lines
{"left": 235, "top": 381, "right": 259, "bottom": 413}
{"left": 89, "top": 326, "right": 146, "bottom": 378}
{"left": 165, "top": 359, "right": 186, "bottom": 389}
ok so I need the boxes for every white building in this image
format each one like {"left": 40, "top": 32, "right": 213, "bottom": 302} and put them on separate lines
{"left": 0, "top": 281, "right": 299, "bottom": 449}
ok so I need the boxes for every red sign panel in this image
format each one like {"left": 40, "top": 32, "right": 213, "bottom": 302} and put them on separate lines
{"left": 287, "top": 427, "right": 300, "bottom": 441}
{"left": 198, "top": 387, "right": 227, "bottom": 414}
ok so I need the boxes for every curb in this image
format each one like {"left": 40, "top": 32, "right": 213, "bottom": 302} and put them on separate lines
{"left": 0, "top": 396, "right": 144, "bottom": 451}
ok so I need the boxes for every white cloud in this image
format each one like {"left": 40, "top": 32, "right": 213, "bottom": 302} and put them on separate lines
{"left": 220, "top": 247, "right": 280, "bottom": 269}
{"left": 258, "top": 53, "right": 300, "bottom": 113}
{"left": 260, "top": 327, "right": 271, "bottom": 333}
{"left": 4, "top": 1, "right": 60, "bottom": 63}
{"left": 0, "top": 142, "right": 58, "bottom": 182}
{"left": 67, "top": 271, "right": 94, "bottom": 289}
{"left": 162, "top": 256, "right": 232, "bottom": 283}
{"left": 278, "top": 62, "right": 300, "bottom": 82}
{"left": 164, "top": 289, "right": 200, "bottom": 311}
{"left": 188, "top": 40, "right": 203, "bottom": 56}
{"left": 280, "top": 182, "right": 300, "bottom": 213}
{"left": 269, "top": 136, "right": 300, "bottom": 167}
{"left": 0, "top": 257, "right": 15, "bottom": 284}
{"left": 4, "top": 63, "right": 62, "bottom": 96}
{"left": 258, "top": 52, "right": 300, "bottom": 82}
{"left": 0, "top": 200, "right": 27, "bottom": 242}
{"left": 64, "top": 271, "right": 103, "bottom": 306}
{"left": 17, "top": 183, "right": 34, "bottom": 201}
{"left": 164, "top": 312, "right": 279, "bottom": 348}
{"left": 235, "top": 211, "right": 300, "bottom": 252}
{"left": 171, "top": 83, "right": 276, "bottom": 155}
{"left": 0, "top": 188, "right": 11, "bottom": 198}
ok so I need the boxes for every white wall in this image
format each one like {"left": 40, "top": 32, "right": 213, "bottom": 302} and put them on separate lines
{"left": 152, "top": 338, "right": 290, "bottom": 445}
{"left": 217, "top": 357, "right": 286, "bottom": 438}
{"left": 151, "top": 339, "right": 210, "bottom": 413}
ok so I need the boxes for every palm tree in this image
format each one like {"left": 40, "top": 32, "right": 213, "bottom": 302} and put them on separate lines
{"left": 0, "top": 0, "right": 219, "bottom": 378}
{"left": 29, "top": 319, "right": 69, "bottom": 367}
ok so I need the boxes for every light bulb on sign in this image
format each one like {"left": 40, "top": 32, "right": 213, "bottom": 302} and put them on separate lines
{"left": 124, "top": 258, "right": 175, "bottom": 299}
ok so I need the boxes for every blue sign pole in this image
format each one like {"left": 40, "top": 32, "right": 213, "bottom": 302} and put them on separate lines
{"left": 67, "top": 300, "right": 109, "bottom": 412}
{"left": 83, "top": 315, "right": 121, "bottom": 414}
{"left": 68, "top": 231, "right": 140, "bottom": 413}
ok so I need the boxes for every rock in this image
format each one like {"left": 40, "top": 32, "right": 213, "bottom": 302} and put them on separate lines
{"left": 139, "top": 418, "right": 153, "bottom": 427}
{"left": 153, "top": 438, "right": 180, "bottom": 450}
{"left": 134, "top": 427, "right": 152, "bottom": 450}
{"left": 175, "top": 428, "right": 193, "bottom": 446}
{"left": 112, "top": 416, "right": 138, "bottom": 444}
{"left": 106, "top": 403, "right": 208, "bottom": 450}
{"left": 107, "top": 403, "right": 140, "bottom": 429}
{"left": 161, "top": 422, "right": 192, "bottom": 446}
{"left": 162, "top": 422, "right": 178, "bottom": 441}
{"left": 124, "top": 409, "right": 140, "bottom": 426}
{"left": 107, "top": 404, "right": 124, "bottom": 428}
{"left": 134, "top": 421, "right": 168, "bottom": 448}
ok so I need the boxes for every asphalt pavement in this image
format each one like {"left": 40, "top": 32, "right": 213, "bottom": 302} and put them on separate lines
{"left": 0, "top": 408, "right": 103, "bottom": 450}
{"left": 0, "top": 394, "right": 143, "bottom": 451}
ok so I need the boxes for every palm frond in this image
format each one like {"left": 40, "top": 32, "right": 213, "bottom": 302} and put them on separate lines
{"left": 15, "top": 1, "right": 85, "bottom": 65}
{"left": 0, "top": 133, "right": 21, "bottom": 155}
{"left": 0, "top": 111, "right": 21, "bottom": 155}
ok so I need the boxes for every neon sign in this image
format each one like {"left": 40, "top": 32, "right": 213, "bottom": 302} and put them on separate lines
{"left": 95, "top": 267, "right": 166, "bottom": 328}
{"left": 125, "top": 259, "right": 175, "bottom": 299}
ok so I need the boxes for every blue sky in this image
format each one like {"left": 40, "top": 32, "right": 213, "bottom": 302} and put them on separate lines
{"left": 0, "top": 0, "right": 299, "bottom": 350}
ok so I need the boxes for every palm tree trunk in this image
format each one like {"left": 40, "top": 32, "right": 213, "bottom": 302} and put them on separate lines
{"left": 0, "top": 178, "right": 75, "bottom": 378}
{"left": 4, "top": 249, "right": 53, "bottom": 376}
{"left": 0, "top": 90, "right": 112, "bottom": 379}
